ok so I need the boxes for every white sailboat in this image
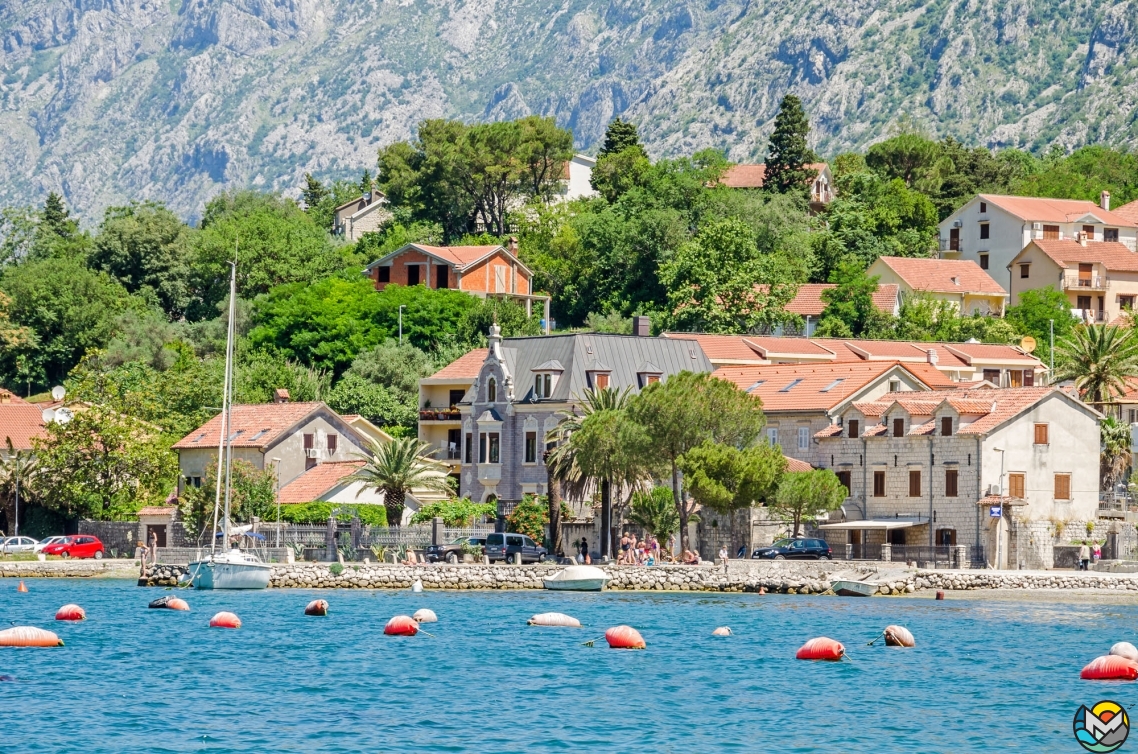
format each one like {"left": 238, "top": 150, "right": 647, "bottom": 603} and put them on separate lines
{"left": 187, "top": 259, "right": 271, "bottom": 590}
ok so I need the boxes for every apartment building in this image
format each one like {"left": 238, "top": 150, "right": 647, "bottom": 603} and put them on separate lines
{"left": 1008, "top": 238, "right": 1138, "bottom": 324}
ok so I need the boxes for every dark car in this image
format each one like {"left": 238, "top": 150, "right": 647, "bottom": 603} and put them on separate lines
{"left": 752, "top": 537, "right": 832, "bottom": 560}
{"left": 425, "top": 536, "right": 487, "bottom": 564}
{"left": 484, "top": 532, "right": 548, "bottom": 564}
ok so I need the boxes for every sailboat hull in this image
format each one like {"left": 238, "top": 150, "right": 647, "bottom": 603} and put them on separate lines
{"left": 188, "top": 555, "right": 272, "bottom": 590}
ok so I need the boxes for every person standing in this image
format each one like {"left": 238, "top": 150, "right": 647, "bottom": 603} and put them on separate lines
{"left": 620, "top": 532, "right": 631, "bottom": 564}
{"left": 1078, "top": 541, "right": 1091, "bottom": 571}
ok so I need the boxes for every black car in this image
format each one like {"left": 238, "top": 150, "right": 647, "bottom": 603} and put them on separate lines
{"left": 484, "top": 532, "right": 548, "bottom": 564}
{"left": 752, "top": 537, "right": 832, "bottom": 560}
{"left": 425, "top": 536, "right": 486, "bottom": 564}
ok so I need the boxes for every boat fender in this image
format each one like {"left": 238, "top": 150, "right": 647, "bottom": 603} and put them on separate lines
{"left": 883, "top": 625, "right": 915, "bottom": 648}
{"left": 209, "top": 612, "right": 241, "bottom": 629}
{"left": 411, "top": 579, "right": 423, "bottom": 593}
{"left": 605, "top": 626, "right": 646, "bottom": 649}
{"left": 412, "top": 609, "right": 437, "bottom": 623}
{"left": 0, "top": 626, "right": 63, "bottom": 647}
{"left": 527, "top": 612, "right": 581, "bottom": 628}
{"left": 55, "top": 604, "right": 85, "bottom": 622}
{"left": 304, "top": 599, "right": 329, "bottom": 617}
{"left": 796, "top": 637, "right": 845, "bottom": 661}
{"left": 16, "top": 581, "right": 27, "bottom": 593}
{"left": 712, "top": 627, "right": 732, "bottom": 637}
{"left": 384, "top": 615, "right": 419, "bottom": 636}
{"left": 1081, "top": 655, "right": 1138, "bottom": 680}
{"left": 1110, "top": 642, "right": 1138, "bottom": 662}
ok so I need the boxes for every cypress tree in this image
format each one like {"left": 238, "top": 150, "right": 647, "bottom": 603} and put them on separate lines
{"left": 42, "top": 192, "right": 74, "bottom": 237}
{"left": 598, "top": 117, "right": 645, "bottom": 158}
{"left": 764, "top": 95, "right": 816, "bottom": 196}
{"left": 359, "top": 168, "right": 373, "bottom": 195}
{"left": 302, "top": 173, "right": 327, "bottom": 210}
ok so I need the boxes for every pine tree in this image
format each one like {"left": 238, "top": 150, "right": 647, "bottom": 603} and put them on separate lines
{"left": 302, "top": 173, "right": 327, "bottom": 210}
{"left": 41, "top": 192, "right": 75, "bottom": 237}
{"left": 359, "top": 169, "right": 373, "bottom": 196}
{"left": 598, "top": 118, "right": 645, "bottom": 158}
{"left": 764, "top": 95, "right": 816, "bottom": 196}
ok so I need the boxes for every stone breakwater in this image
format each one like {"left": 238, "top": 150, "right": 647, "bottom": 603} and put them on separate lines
{"left": 1, "top": 560, "right": 139, "bottom": 579}
{"left": 914, "top": 570, "right": 1138, "bottom": 592}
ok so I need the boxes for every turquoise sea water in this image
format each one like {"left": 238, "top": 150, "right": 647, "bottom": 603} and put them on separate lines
{"left": 0, "top": 579, "right": 1134, "bottom": 752}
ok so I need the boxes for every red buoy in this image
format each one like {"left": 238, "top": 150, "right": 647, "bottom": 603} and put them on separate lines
{"left": 1081, "top": 655, "right": 1138, "bottom": 680}
{"left": 604, "top": 625, "right": 646, "bottom": 649}
{"left": 0, "top": 626, "right": 63, "bottom": 647}
{"left": 167, "top": 597, "right": 190, "bottom": 612}
{"left": 16, "top": 581, "right": 27, "bottom": 593}
{"left": 304, "top": 599, "right": 329, "bottom": 616}
{"left": 209, "top": 611, "right": 241, "bottom": 629}
{"left": 883, "top": 625, "right": 915, "bottom": 648}
{"left": 55, "top": 604, "right": 85, "bottom": 621}
{"left": 935, "top": 590, "right": 945, "bottom": 600}
{"left": 384, "top": 615, "right": 419, "bottom": 636}
{"left": 796, "top": 637, "right": 845, "bottom": 661}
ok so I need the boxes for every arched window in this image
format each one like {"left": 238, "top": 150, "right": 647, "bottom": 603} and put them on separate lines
{"left": 487, "top": 377, "right": 497, "bottom": 403}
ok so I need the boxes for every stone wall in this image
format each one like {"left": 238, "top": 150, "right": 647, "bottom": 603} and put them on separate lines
{"left": 1, "top": 559, "right": 139, "bottom": 578}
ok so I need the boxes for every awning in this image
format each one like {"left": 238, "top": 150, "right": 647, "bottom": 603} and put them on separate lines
{"left": 817, "top": 520, "right": 922, "bottom": 531}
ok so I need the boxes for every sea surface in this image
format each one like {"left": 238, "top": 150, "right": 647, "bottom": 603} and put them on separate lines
{"left": 0, "top": 579, "right": 1132, "bottom": 752}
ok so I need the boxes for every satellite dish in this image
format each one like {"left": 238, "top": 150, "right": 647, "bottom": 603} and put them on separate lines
{"left": 41, "top": 408, "right": 56, "bottom": 423}
{"left": 55, "top": 407, "right": 73, "bottom": 425}
{"left": 50, "top": 385, "right": 66, "bottom": 401}
{"left": 1020, "top": 336, "right": 1037, "bottom": 353}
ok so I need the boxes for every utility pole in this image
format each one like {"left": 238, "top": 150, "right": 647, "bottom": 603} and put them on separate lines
{"left": 1049, "top": 319, "right": 1054, "bottom": 383}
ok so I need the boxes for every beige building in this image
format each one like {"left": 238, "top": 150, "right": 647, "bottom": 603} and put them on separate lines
{"left": 866, "top": 256, "right": 1008, "bottom": 316}
{"left": 1008, "top": 238, "right": 1138, "bottom": 324}
{"left": 418, "top": 349, "right": 488, "bottom": 475}
{"left": 333, "top": 192, "right": 392, "bottom": 242}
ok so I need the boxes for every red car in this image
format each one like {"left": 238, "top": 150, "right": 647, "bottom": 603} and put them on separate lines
{"left": 42, "top": 535, "right": 105, "bottom": 559}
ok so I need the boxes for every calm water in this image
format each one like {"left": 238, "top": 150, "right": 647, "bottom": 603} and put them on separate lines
{"left": 0, "top": 579, "right": 1134, "bottom": 752}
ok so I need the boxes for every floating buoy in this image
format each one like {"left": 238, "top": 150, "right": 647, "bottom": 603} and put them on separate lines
{"left": 712, "top": 627, "right": 732, "bottom": 637}
{"left": 412, "top": 608, "right": 437, "bottom": 623}
{"left": 605, "top": 625, "right": 646, "bottom": 649}
{"left": 1111, "top": 642, "right": 1138, "bottom": 662}
{"left": 527, "top": 612, "right": 581, "bottom": 628}
{"left": 883, "top": 625, "right": 915, "bottom": 648}
{"left": 209, "top": 612, "right": 241, "bottom": 629}
{"left": 0, "top": 626, "right": 63, "bottom": 647}
{"left": 16, "top": 581, "right": 27, "bottom": 593}
{"left": 796, "top": 637, "right": 845, "bottom": 661}
{"left": 1081, "top": 655, "right": 1138, "bottom": 680}
{"left": 304, "top": 599, "right": 329, "bottom": 617}
{"left": 411, "top": 579, "right": 423, "bottom": 593}
{"left": 384, "top": 615, "right": 419, "bottom": 636}
{"left": 935, "top": 590, "right": 945, "bottom": 600}
{"left": 167, "top": 598, "right": 190, "bottom": 612}
{"left": 55, "top": 604, "right": 85, "bottom": 622}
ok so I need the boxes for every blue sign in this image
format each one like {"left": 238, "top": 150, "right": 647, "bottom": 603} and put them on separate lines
{"left": 989, "top": 506, "right": 1002, "bottom": 518}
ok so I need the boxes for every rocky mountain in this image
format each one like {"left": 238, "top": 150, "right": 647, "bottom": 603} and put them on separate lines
{"left": 2, "top": 0, "right": 1137, "bottom": 222}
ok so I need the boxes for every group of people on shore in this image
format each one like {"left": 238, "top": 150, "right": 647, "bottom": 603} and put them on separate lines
{"left": 1077, "top": 540, "right": 1103, "bottom": 571}
{"left": 571, "top": 533, "right": 705, "bottom": 565}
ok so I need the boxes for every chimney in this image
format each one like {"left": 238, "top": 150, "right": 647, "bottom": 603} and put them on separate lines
{"left": 1101, "top": 190, "right": 1111, "bottom": 211}
{"left": 507, "top": 236, "right": 519, "bottom": 256}
{"left": 1080, "top": 232, "right": 1088, "bottom": 247}
{"left": 927, "top": 348, "right": 938, "bottom": 366}
{"left": 273, "top": 388, "right": 290, "bottom": 404}
{"left": 632, "top": 315, "right": 651, "bottom": 337}
{"left": 0, "top": 390, "right": 10, "bottom": 404}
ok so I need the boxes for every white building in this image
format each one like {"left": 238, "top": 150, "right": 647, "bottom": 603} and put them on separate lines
{"left": 559, "top": 154, "right": 598, "bottom": 201}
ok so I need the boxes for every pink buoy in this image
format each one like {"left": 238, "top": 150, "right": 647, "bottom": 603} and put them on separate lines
{"left": 209, "top": 611, "right": 241, "bottom": 629}
{"left": 796, "top": 637, "right": 845, "bottom": 661}
{"left": 304, "top": 599, "right": 329, "bottom": 616}
{"left": 55, "top": 604, "right": 86, "bottom": 621}
{"left": 1081, "top": 655, "right": 1138, "bottom": 680}
{"left": 604, "top": 625, "right": 646, "bottom": 649}
{"left": 883, "top": 625, "right": 915, "bottom": 648}
{"left": 0, "top": 626, "right": 63, "bottom": 647}
{"left": 384, "top": 615, "right": 419, "bottom": 636}
{"left": 167, "top": 597, "right": 190, "bottom": 612}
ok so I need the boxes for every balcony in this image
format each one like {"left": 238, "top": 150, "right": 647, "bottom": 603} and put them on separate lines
{"left": 1072, "top": 308, "right": 1107, "bottom": 323}
{"left": 419, "top": 408, "right": 461, "bottom": 422}
{"left": 939, "top": 238, "right": 961, "bottom": 253}
{"left": 476, "top": 464, "right": 501, "bottom": 484}
{"left": 1061, "top": 272, "right": 1109, "bottom": 291}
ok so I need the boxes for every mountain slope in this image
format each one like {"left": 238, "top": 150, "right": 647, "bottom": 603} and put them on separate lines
{"left": 1, "top": 0, "right": 1136, "bottom": 222}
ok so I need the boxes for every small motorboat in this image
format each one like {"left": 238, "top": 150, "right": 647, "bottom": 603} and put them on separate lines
{"left": 831, "top": 579, "right": 878, "bottom": 597}
{"left": 543, "top": 565, "right": 609, "bottom": 592}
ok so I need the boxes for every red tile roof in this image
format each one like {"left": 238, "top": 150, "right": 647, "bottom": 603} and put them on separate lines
{"left": 754, "top": 283, "right": 899, "bottom": 317}
{"left": 1025, "top": 239, "right": 1138, "bottom": 272}
{"left": 173, "top": 402, "right": 326, "bottom": 450}
{"left": 742, "top": 336, "right": 836, "bottom": 359}
{"left": 411, "top": 244, "right": 503, "bottom": 269}
{"left": 980, "top": 194, "right": 1137, "bottom": 227}
{"left": 843, "top": 387, "right": 1060, "bottom": 437}
{"left": 712, "top": 361, "right": 937, "bottom": 412}
{"left": 874, "top": 256, "right": 1007, "bottom": 295}
{"left": 426, "top": 349, "right": 488, "bottom": 381}
{"left": 137, "top": 506, "right": 177, "bottom": 517}
{"left": 0, "top": 390, "right": 26, "bottom": 404}
{"left": 0, "top": 404, "right": 46, "bottom": 450}
{"left": 277, "top": 461, "right": 366, "bottom": 504}
{"left": 1113, "top": 199, "right": 1138, "bottom": 226}
{"left": 719, "top": 163, "right": 828, "bottom": 189}
{"left": 784, "top": 456, "right": 813, "bottom": 472}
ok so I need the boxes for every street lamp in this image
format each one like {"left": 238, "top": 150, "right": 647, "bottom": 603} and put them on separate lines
{"left": 398, "top": 305, "right": 406, "bottom": 345}
{"left": 271, "top": 457, "right": 282, "bottom": 548}
{"left": 13, "top": 459, "right": 19, "bottom": 539}
{"left": 993, "top": 447, "right": 1006, "bottom": 570}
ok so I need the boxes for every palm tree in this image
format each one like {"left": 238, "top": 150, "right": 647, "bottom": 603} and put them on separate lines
{"left": 350, "top": 437, "right": 452, "bottom": 527}
{"left": 0, "top": 438, "right": 37, "bottom": 536}
{"left": 1054, "top": 325, "right": 1138, "bottom": 410}
{"left": 1100, "top": 417, "right": 1132, "bottom": 492}
{"left": 627, "top": 487, "right": 681, "bottom": 544}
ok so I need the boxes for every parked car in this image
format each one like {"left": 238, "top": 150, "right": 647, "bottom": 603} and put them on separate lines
{"left": 425, "top": 536, "right": 487, "bottom": 564}
{"left": 484, "top": 532, "right": 547, "bottom": 564}
{"left": 752, "top": 537, "right": 832, "bottom": 560}
{"left": 0, "top": 536, "right": 39, "bottom": 554}
{"left": 34, "top": 536, "right": 68, "bottom": 554}
{"left": 41, "top": 535, "right": 105, "bottom": 559}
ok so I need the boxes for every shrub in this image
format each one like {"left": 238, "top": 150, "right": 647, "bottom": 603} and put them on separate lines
{"left": 278, "top": 502, "right": 387, "bottom": 526}
{"left": 409, "top": 497, "right": 495, "bottom": 526}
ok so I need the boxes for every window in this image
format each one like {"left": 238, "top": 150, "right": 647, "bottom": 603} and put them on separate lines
{"left": 873, "top": 471, "right": 886, "bottom": 497}
{"left": 1009, "top": 473, "right": 1025, "bottom": 499}
{"left": 1042, "top": 224, "right": 1060, "bottom": 240}
{"left": 768, "top": 427, "right": 779, "bottom": 446}
{"left": 487, "top": 377, "right": 496, "bottom": 403}
{"left": 1055, "top": 473, "right": 1071, "bottom": 500}
{"left": 982, "top": 369, "right": 1001, "bottom": 385}
{"left": 779, "top": 379, "right": 803, "bottom": 392}
{"left": 1106, "top": 228, "right": 1119, "bottom": 242}
{"left": 436, "top": 265, "right": 449, "bottom": 289}
{"left": 592, "top": 372, "right": 610, "bottom": 390}
{"left": 1130, "top": 409, "right": 1138, "bottom": 424}
{"left": 836, "top": 471, "right": 851, "bottom": 495}
{"left": 465, "top": 433, "right": 472, "bottom": 463}
{"left": 1020, "top": 264, "right": 1030, "bottom": 279}
{"left": 979, "top": 253, "right": 989, "bottom": 270}
{"left": 945, "top": 468, "right": 958, "bottom": 497}
{"left": 642, "top": 374, "right": 661, "bottom": 386}
{"left": 980, "top": 223, "right": 990, "bottom": 240}
{"left": 479, "top": 433, "right": 487, "bottom": 463}
{"left": 1009, "top": 369, "right": 1023, "bottom": 388}
{"left": 407, "top": 264, "right": 420, "bottom": 286}
{"left": 893, "top": 418, "right": 905, "bottom": 437}
{"left": 488, "top": 432, "right": 500, "bottom": 464}
{"left": 303, "top": 433, "right": 314, "bottom": 450}
{"left": 820, "top": 378, "right": 845, "bottom": 392}
{"left": 534, "top": 373, "right": 553, "bottom": 399}
{"left": 909, "top": 469, "right": 921, "bottom": 497}
{"left": 941, "top": 417, "right": 953, "bottom": 436}
{"left": 848, "top": 419, "right": 860, "bottom": 439}
{"left": 449, "top": 389, "right": 466, "bottom": 406}
{"left": 979, "top": 201, "right": 987, "bottom": 213}
{"left": 1122, "top": 296, "right": 1135, "bottom": 311}
{"left": 888, "top": 379, "right": 901, "bottom": 393}
{"left": 797, "top": 426, "right": 809, "bottom": 450}
{"left": 949, "top": 227, "right": 960, "bottom": 251}
{"left": 1023, "top": 369, "right": 1034, "bottom": 387}
{"left": 326, "top": 434, "right": 337, "bottom": 454}
{"left": 524, "top": 432, "right": 537, "bottom": 463}
{"left": 1083, "top": 224, "right": 1096, "bottom": 240}
{"left": 377, "top": 266, "right": 390, "bottom": 283}
{"left": 447, "top": 428, "right": 460, "bottom": 459}
{"left": 494, "top": 266, "right": 507, "bottom": 293}
{"left": 1077, "top": 295, "right": 1092, "bottom": 310}
{"left": 1034, "top": 423, "right": 1049, "bottom": 445}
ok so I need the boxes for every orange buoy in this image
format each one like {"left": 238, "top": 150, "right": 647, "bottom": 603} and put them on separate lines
{"left": 0, "top": 626, "right": 63, "bottom": 647}
{"left": 1081, "top": 655, "right": 1138, "bottom": 680}
{"left": 712, "top": 626, "right": 732, "bottom": 637}
{"left": 55, "top": 604, "right": 85, "bottom": 621}
{"left": 883, "top": 625, "right": 915, "bottom": 648}
{"left": 16, "top": 581, "right": 27, "bottom": 593}
{"left": 167, "top": 597, "right": 190, "bottom": 612}
{"left": 304, "top": 599, "right": 329, "bottom": 616}
{"left": 604, "top": 625, "right": 646, "bottom": 649}
{"left": 384, "top": 615, "right": 419, "bottom": 636}
{"left": 796, "top": 637, "right": 845, "bottom": 661}
{"left": 209, "top": 611, "right": 241, "bottom": 629}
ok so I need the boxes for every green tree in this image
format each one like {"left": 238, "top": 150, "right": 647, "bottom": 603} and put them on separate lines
{"left": 348, "top": 437, "right": 452, "bottom": 526}
{"left": 591, "top": 117, "right": 651, "bottom": 202}
{"left": 598, "top": 118, "right": 646, "bottom": 158}
{"left": 892, "top": 294, "right": 1019, "bottom": 344}
{"left": 455, "top": 296, "right": 543, "bottom": 346}
{"left": 626, "top": 371, "right": 767, "bottom": 550}
{"left": 678, "top": 440, "right": 786, "bottom": 515}
{"left": 1054, "top": 325, "right": 1138, "bottom": 410}
{"left": 815, "top": 258, "right": 892, "bottom": 338}
{"left": 32, "top": 192, "right": 91, "bottom": 260}
{"left": 764, "top": 94, "right": 816, "bottom": 197}
{"left": 865, "top": 133, "right": 941, "bottom": 186}
{"left": 346, "top": 339, "right": 437, "bottom": 399}
{"left": 1013, "top": 146, "right": 1138, "bottom": 206}
{"left": 1006, "top": 287, "right": 1078, "bottom": 367}
{"left": 0, "top": 438, "right": 38, "bottom": 537}
{"left": 324, "top": 373, "right": 417, "bottom": 429}
{"left": 0, "top": 206, "right": 38, "bottom": 266}
{"left": 302, "top": 173, "right": 328, "bottom": 210}
{"left": 626, "top": 486, "right": 681, "bottom": 543}
{"left": 771, "top": 469, "right": 847, "bottom": 537}
{"left": 1100, "top": 417, "right": 1132, "bottom": 492}
{"left": 410, "top": 497, "right": 496, "bottom": 526}
{"left": 178, "top": 458, "right": 277, "bottom": 538}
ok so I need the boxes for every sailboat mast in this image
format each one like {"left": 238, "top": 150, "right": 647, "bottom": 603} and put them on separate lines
{"left": 209, "top": 264, "right": 235, "bottom": 555}
{"left": 222, "top": 259, "right": 237, "bottom": 551}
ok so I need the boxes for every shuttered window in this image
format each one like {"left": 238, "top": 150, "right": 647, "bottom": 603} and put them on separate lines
{"left": 909, "top": 470, "right": 921, "bottom": 497}
{"left": 1055, "top": 473, "right": 1071, "bottom": 500}
{"left": 941, "top": 417, "right": 952, "bottom": 436}
{"left": 1034, "top": 423, "right": 1049, "bottom": 445}
{"left": 873, "top": 471, "right": 886, "bottom": 497}
{"left": 848, "top": 420, "right": 859, "bottom": 439}
{"left": 945, "top": 469, "right": 958, "bottom": 497}
{"left": 1009, "top": 473, "right": 1025, "bottom": 499}
{"left": 836, "top": 471, "right": 851, "bottom": 495}
{"left": 893, "top": 418, "right": 905, "bottom": 437}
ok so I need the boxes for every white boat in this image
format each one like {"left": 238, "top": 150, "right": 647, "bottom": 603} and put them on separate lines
{"left": 831, "top": 579, "right": 878, "bottom": 597}
{"left": 543, "top": 565, "right": 609, "bottom": 592}
{"left": 188, "top": 549, "right": 271, "bottom": 590}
